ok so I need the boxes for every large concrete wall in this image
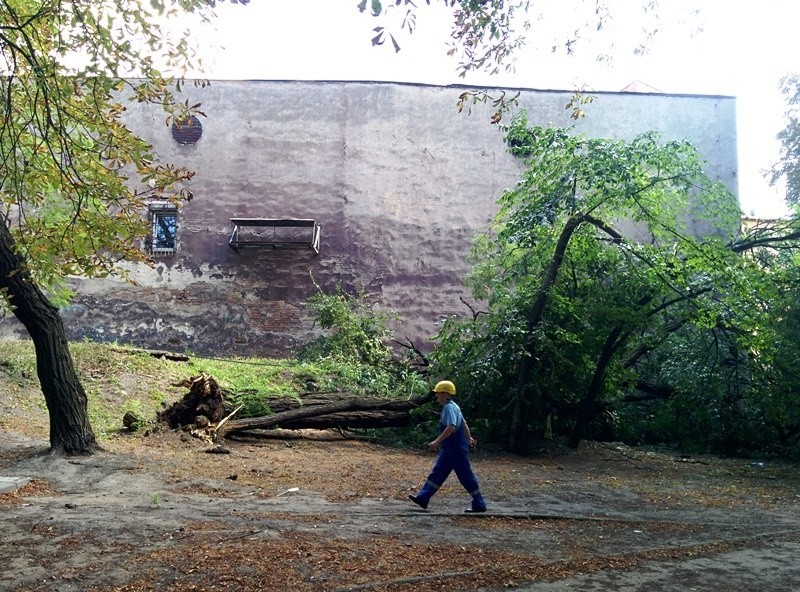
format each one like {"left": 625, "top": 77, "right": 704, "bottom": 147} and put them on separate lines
{"left": 2, "top": 81, "right": 738, "bottom": 356}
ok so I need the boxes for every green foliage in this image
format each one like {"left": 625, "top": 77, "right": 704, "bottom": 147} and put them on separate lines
{"left": 302, "top": 284, "right": 396, "bottom": 367}
{"left": 614, "top": 327, "right": 744, "bottom": 451}
{"left": 299, "top": 284, "right": 428, "bottom": 399}
{"left": 608, "top": 217, "right": 800, "bottom": 459}
{"left": 430, "top": 113, "right": 800, "bottom": 456}
{"left": 741, "top": 255, "right": 800, "bottom": 458}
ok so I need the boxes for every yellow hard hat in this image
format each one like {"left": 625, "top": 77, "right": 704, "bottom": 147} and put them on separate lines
{"left": 433, "top": 380, "right": 456, "bottom": 395}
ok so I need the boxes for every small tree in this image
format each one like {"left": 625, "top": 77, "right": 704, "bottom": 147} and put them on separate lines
{"left": 299, "top": 284, "right": 427, "bottom": 398}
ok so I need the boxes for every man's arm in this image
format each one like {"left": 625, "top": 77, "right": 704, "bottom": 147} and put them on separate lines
{"left": 464, "top": 420, "right": 477, "bottom": 448}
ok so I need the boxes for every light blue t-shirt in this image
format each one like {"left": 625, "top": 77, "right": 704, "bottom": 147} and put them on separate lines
{"left": 440, "top": 400, "right": 463, "bottom": 430}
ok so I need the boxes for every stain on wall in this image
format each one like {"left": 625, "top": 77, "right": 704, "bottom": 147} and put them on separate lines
{"left": 0, "top": 81, "right": 738, "bottom": 357}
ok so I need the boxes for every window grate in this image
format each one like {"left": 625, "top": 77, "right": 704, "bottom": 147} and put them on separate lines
{"left": 146, "top": 206, "right": 178, "bottom": 257}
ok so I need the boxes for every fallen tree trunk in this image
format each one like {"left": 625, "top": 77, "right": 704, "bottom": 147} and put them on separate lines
{"left": 220, "top": 391, "right": 435, "bottom": 438}
{"left": 157, "top": 374, "right": 436, "bottom": 441}
{"left": 274, "top": 410, "right": 411, "bottom": 429}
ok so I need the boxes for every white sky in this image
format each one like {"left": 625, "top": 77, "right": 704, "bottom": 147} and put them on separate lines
{"left": 187, "top": 0, "right": 798, "bottom": 218}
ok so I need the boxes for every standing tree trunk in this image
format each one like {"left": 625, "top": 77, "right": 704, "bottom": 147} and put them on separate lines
{"left": 0, "top": 223, "right": 97, "bottom": 455}
{"left": 509, "top": 214, "right": 584, "bottom": 453}
{"left": 567, "top": 324, "right": 626, "bottom": 448}
{"left": 567, "top": 292, "right": 654, "bottom": 448}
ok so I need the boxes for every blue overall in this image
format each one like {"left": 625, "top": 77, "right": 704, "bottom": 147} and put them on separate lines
{"left": 414, "top": 400, "right": 486, "bottom": 511}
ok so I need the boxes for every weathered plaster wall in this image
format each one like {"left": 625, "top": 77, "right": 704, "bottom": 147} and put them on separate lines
{"left": 1, "top": 81, "right": 738, "bottom": 356}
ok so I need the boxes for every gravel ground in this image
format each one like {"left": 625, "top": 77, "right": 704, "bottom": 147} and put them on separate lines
{"left": 2, "top": 428, "right": 800, "bottom": 591}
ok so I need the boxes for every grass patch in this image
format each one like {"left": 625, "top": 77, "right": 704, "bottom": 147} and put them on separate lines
{"left": 0, "top": 340, "right": 421, "bottom": 438}
{"left": 0, "top": 339, "right": 428, "bottom": 443}
{"left": 185, "top": 356, "right": 320, "bottom": 397}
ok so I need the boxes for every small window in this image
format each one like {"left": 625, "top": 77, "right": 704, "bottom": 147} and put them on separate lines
{"left": 146, "top": 205, "right": 178, "bottom": 257}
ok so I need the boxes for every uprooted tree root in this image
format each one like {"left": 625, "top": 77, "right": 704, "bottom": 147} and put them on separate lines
{"left": 158, "top": 373, "right": 226, "bottom": 430}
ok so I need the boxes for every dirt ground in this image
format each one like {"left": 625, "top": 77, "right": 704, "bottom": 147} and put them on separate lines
{"left": 2, "top": 424, "right": 800, "bottom": 592}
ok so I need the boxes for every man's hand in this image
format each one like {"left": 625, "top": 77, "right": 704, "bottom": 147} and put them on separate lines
{"left": 426, "top": 441, "right": 440, "bottom": 452}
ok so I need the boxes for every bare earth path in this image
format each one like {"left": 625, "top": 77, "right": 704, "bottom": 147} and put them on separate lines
{"left": 2, "top": 428, "right": 800, "bottom": 592}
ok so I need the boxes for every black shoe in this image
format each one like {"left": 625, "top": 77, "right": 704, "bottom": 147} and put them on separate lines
{"left": 408, "top": 494, "right": 429, "bottom": 509}
{"left": 465, "top": 506, "right": 487, "bottom": 514}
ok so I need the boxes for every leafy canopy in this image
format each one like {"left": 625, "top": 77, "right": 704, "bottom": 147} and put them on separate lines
{"left": 431, "top": 113, "right": 765, "bottom": 449}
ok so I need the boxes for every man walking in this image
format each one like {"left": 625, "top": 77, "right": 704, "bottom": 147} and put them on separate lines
{"left": 409, "top": 380, "right": 487, "bottom": 513}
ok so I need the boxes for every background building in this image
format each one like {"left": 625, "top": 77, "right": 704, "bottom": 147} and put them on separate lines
{"left": 0, "top": 80, "right": 738, "bottom": 356}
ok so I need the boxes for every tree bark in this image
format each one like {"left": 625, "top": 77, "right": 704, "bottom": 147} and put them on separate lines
{"left": 0, "top": 222, "right": 97, "bottom": 455}
{"left": 567, "top": 324, "right": 626, "bottom": 448}
{"left": 221, "top": 391, "right": 434, "bottom": 438}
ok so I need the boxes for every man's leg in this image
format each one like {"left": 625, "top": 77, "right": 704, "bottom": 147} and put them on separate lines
{"left": 409, "top": 452, "right": 453, "bottom": 509}
{"left": 453, "top": 453, "right": 487, "bottom": 512}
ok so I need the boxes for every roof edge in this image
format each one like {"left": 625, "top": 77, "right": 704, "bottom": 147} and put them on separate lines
{"left": 187, "top": 77, "right": 736, "bottom": 101}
